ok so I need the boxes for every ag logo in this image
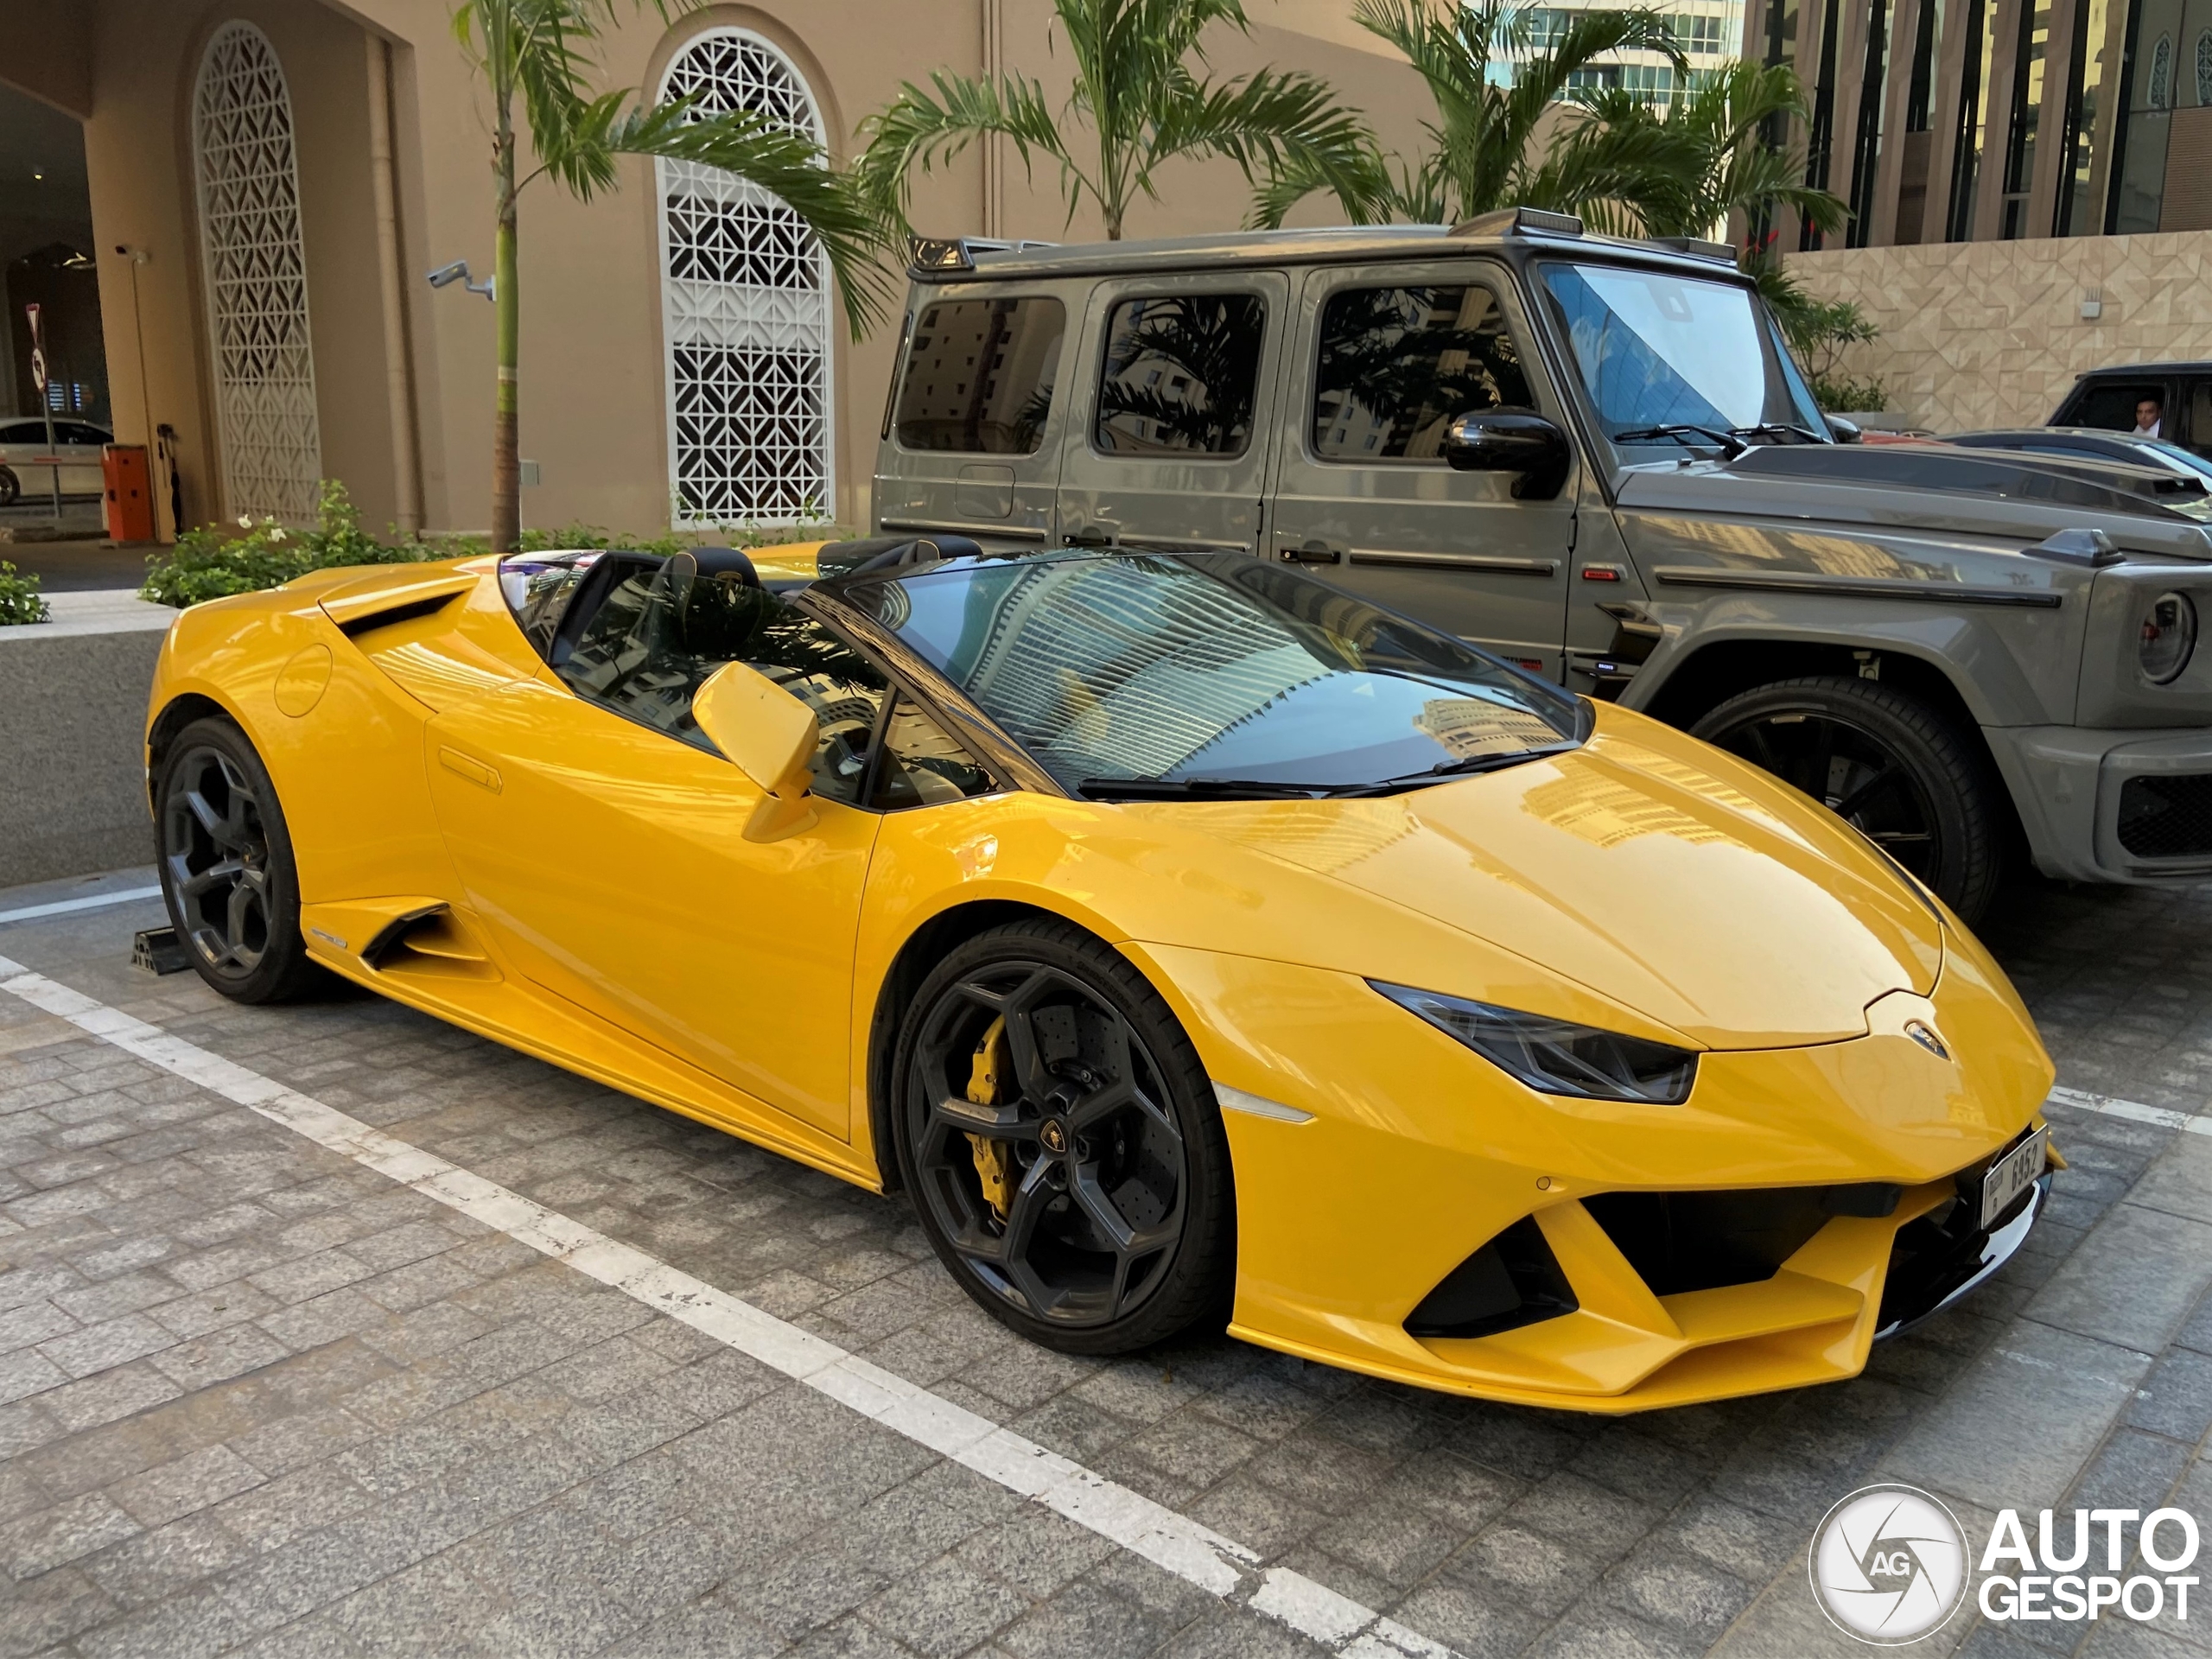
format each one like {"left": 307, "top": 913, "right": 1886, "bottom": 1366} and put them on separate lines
{"left": 1809, "top": 1484, "right": 1969, "bottom": 1644}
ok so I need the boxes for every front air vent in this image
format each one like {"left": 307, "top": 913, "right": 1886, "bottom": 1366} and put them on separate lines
{"left": 2116, "top": 774, "right": 2212, "bottom": 859}
{"left": 1406, "top": 1217, "right": 1578, "bottom": 1339}
{"left": 1582, "top": 1185, "right": 1897, "bottom": 1296}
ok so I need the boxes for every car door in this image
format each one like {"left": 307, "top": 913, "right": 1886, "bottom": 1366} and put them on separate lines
{"left": 1267, "top": 263, "right": 1577, "bottom": 675}
{"left": 0, "top": 419, "right": 54, "bottom": 499}
{"left": 1053, "top": 270, "right": 1288, "bottom": 553}
{"left": 56, "top": 423, "right": 108, "bottom": 493}
{"left": 423, "top": 563, "right": 887, "bottom": 1141}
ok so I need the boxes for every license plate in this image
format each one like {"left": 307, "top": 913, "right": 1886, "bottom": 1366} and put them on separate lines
{"left": 1980, "top": 1127, "right": 2049, "bottom": 1230}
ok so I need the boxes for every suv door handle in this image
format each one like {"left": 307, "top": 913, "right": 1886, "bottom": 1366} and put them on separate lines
{"left": 1275, "top": 537, "right": 1344, "bottom": 565}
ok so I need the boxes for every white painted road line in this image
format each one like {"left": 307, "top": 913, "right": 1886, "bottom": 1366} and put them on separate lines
{"left": 2047, "top": 1084, "right": 2212, "bottom": 1137}
{"left": 0, "top": 885, "right": 164, "bottom": 926}
{"left": 0, "top": 955, "right": 1458, "bottom": 1659}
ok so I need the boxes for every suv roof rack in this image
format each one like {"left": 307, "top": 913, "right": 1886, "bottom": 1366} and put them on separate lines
{"left": 1450, "top": 207, "right": 1586, "bottom": 239}
{"left": 907, "top": 235, "right": 1061, "bottom": 273}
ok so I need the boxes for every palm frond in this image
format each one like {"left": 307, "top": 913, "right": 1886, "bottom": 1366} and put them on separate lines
{"left": 608, "top": 103, "right": 896, "bottom": 338}
{"left": 1155, "top": 67, "right": 1388, "bottom": 224}
{"left": 855, "top": 71, "right": 1071, "bottom": 230}
{"left": 857, "top": 0, "right": 1374, "bottom": 240}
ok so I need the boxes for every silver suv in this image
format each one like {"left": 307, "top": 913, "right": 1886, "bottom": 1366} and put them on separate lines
{"left": 868, "top": 212, "right": 2212, "bottom": 920}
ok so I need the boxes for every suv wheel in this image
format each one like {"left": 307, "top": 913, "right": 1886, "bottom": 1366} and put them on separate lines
{"left": 154, "top": 717, "right": 327, "bottom": 1003}
{"left": 891, "top": 918, "right": 1234, "bottom": 1356}
{"left": 1689, "top": 676, "right": 2002, "bottom": 922}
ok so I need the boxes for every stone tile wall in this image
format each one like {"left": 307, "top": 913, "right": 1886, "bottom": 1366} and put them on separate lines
{"left": 1784, "top": 229, "right": 2212, "bottom": 432}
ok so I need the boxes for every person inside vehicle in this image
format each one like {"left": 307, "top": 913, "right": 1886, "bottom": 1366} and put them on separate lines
{"left": 2134, "top": 393, "right": 2164, "bottom": 437}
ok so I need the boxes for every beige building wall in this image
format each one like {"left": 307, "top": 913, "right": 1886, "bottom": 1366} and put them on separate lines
{"left": 0, "top": 0, "right": 1433, "bottom": 542}
{"left": 1787, "top": 232, "right": 2212, "bottom": 430}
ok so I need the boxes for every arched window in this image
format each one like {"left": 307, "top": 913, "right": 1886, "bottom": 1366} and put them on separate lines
{"left": 2149, "top": 33, "right": 2172, "bottom": 108}
{"left": 192, "top": 21, "right": 321, "bottom": 523}
{"left": 656, "top": 30, "right": 832, "bottom": 528}
{"left": 2196, "top": 29, "right": 2212, "bottom": 104}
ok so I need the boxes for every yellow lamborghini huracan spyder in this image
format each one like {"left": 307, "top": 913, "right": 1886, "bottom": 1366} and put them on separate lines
{"left": 143, "top": 537, "right": 2056, "bottom": 1411}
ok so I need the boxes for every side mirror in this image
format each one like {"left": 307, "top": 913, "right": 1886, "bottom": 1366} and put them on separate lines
{"left": 1442, "top": 409, "right": 1572, "bottom": 499}
{"left": 691, "top": 661, "right": 819, "bottom": 842}
{"left": 1826, "top": 414, "right": 1864, "bottom": 443}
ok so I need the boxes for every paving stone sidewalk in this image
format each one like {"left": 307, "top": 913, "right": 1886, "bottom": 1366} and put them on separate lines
{"left": 0, "top": 868, "right": 2208, "bottom": 1659}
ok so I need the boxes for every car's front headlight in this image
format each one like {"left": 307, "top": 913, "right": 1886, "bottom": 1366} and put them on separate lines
{"left": 2139, "top": 591, "right": 2197, "bottom": 684}
{"left": 1370, "top": 981, "right": 1699, "bottom": 1103}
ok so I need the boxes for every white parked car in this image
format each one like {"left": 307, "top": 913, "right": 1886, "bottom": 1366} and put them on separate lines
{"left": 0, "top": 416, "right": 110, "bottom": 505}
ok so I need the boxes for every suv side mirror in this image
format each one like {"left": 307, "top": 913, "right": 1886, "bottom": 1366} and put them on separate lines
{"left": 1442, "top": 410, "right": 1572, "bottom": 499}
{"left": 1826, "top": 414, "right": 1864, "bottom": 443}
{"left": 692, "top": 662, "right": 819, "bottom": 842}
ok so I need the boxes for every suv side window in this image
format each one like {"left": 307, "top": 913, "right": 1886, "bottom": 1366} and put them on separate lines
{"left": 893, "top": 296, "right": 1065, "bottom": 454}
{"left": 558, "top": 563, "right": 889, "bottom": 805}
{"left": 1094, "top": 293, "right": 1266, "bottom": 456}
{"left": 2186, "top": 378, "right": 2212, "bottom": 456}
{"left": 2066, "top": 380, "right": 2169, "bottom": 434}
{"left": 1312, "top": 285, "right": 1534, "bottom": 461}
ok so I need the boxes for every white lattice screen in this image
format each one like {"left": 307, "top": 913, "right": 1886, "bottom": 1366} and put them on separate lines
{"left": 657, "top": 30, "right": 834, "bottom": 527}
{"left": 193, "top": 21, "right": 322, "bottom": 524}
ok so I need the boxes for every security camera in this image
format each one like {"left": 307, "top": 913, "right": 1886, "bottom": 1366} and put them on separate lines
{"left": 427, "top": 259, "right": 494, "bottom": 301}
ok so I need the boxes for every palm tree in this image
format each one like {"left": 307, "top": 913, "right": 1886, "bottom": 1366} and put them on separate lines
{"left": 854, "top": 0, "right": 1382, "bottom": 242}
{"left": 1251, "top": 0, "right": 1687, "bottom": 230}
{"left": 1575, "top": 61, "right": 1847, "bottom": 352}
{"left": 450, "top": 0, "right": 893, "bottom": 551}
{"left": 1576, "top": 60, "right": 1844, "bottom": 241}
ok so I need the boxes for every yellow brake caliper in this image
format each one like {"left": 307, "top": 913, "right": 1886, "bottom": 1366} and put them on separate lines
{"left": 965, "top": 1016, "right": 1014, "bottom": 1224}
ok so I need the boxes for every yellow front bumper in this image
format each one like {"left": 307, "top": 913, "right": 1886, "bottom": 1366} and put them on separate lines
{"left": 1135, "top": 928, "right": 2054, "bottom": 1414}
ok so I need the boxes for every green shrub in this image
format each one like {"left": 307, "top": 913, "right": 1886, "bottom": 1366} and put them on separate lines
{"left": 1808, "top": 372, "right": 1892, "bottom": 413}
{"left": 140, "top": 480, "right": 439, "bottom": 608}
{"left": 140, "top": 481, "right": 850, "bottom": 609}
{"left": 0, "top": 559, "right": 50, "bottom": 626}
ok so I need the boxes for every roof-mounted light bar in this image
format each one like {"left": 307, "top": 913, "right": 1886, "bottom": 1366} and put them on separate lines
{"left": 906, "top": 235, "right": 1059, "bottom": 273}
{"left": 1449, "top": 207, "right": 1586, "bottom": 239}
{"left": 1643, "top": 235, "right": 1740, "bottom": 266}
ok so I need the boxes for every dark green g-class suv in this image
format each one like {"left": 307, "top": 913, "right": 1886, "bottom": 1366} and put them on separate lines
{"left": 863, "top": 209, "right": 2212, "bottom": 921}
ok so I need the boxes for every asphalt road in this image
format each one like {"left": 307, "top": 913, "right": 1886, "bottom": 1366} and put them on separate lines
{"left": 0, "top": 866, "right": 2208, "bottom": 1659}
{"left": 0, "top": 531, "right": 150, "bottom": 594}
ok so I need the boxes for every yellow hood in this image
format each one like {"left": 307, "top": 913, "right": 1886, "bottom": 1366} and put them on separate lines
{"left": 1172, "top": 708, "right": 1944, "bottom": 1051}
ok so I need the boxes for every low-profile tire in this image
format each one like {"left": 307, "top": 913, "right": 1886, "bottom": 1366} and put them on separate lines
{"left": 154, "top": 716, "right": 327, "bottom": 1004}
{"left": 891, "top": 918, "right": 1235, "bottom": 1356}
{"left": 1688, "top": 675, "right": 2003, "bottom": 922}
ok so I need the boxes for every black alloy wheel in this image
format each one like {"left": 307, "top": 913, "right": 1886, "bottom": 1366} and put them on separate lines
{"left": 1689, "top": 675, "right": 2002, "bottom": 922}
{"left": 0, "top": 466, "right": 19, "bottom": 507}
{"left": 893, "top": 918, "right": 1233, "bottom": 1355}
{"left": 155, "top": 717, "right": 324, "bottom": 1003}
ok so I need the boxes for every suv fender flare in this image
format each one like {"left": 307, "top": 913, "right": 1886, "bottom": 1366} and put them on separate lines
{"left": 1621, "top": 611, "right": 2056, "bottom": 732}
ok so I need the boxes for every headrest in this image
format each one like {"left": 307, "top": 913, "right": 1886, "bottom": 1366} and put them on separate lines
{"left": 686, "top": 545, "right": 761, "bottom": 588}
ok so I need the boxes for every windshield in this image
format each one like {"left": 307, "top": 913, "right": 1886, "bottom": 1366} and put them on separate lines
{"left": 1541, "top": 262, "right": 1827, "bottom": 455}
{"left": 2141, "top": 438, "right": 2212, "bottom": 486}
{"left": 836, "top": 552, "right": 1580, "bottom": 796}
